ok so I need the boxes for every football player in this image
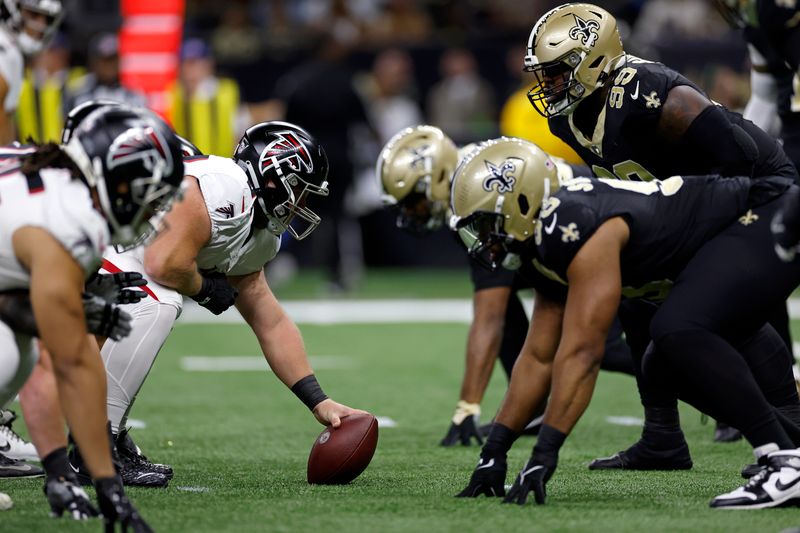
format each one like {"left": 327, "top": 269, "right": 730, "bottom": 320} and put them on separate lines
{"left": 454, "top": 137, "right": 800, "bottom": 509}
{"left": 67, "top": 118, "right": 366, "bottom": 486}
{"left": 713, "top": 0, "right": 800, "bottom": 259}
{"left": 0, "top": 0, "right": 63, "bottom": 469}
{"left": 0, "top": 0, "right": 62, "bottom": 143}
{"left": 376, "top": 125, "right": 633, "bottom": 446}
{"left": 523, "top": 2, "right": 799, "bottom": 460}
{"left": 0, "top": 105, "right": 185, "bottom": 528}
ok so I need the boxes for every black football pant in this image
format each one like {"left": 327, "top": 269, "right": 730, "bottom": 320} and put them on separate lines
{"left": 648, "top": 195, "right": 800, "bottom": 450}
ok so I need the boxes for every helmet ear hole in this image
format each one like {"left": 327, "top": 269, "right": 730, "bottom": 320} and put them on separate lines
{"left": 517, "top": 194, "right": 530, "bottom": 216}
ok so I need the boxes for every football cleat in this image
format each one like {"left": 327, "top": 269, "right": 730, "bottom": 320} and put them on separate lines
{"left": 589, "top": 439, "right": 693, "bottom": 470}
{"left": 714, "top": 422, "right": 743, "bottom": 443}
{"left": 0, "top": 451, "right": 43, "bottom": 478}
{"left": 0, "top": 409, "right": 39, "bottom": 461}
{"left": 68, "top": 441, "right": 169, "bottom": 488}
{"left": 115, "top": 429, "right": 173, "bottom": 479}
{"left": 711, "top": 447, "right": 800, "bottom": 509}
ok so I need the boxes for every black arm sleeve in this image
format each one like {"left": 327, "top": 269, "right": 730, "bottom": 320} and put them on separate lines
{"left": 682, "top": 105, "right": 759, "bottom": 178}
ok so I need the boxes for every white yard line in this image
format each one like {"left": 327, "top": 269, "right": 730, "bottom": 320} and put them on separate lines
{"left": 180, "top": 355, "right": 353, "bottom": 372}
{"left": 177, "top": 298, "right": 800, "bottom": 325}
{"left": 605, "top": 416, "right": 644, "bottom": 427}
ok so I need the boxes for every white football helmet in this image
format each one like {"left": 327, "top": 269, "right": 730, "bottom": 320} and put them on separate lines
{"left": 0, "top": 0, "right": 63, "bottom": 55}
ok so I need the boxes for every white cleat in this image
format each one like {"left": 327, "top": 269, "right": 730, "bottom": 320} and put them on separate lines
{"left": 711, "top": 446, "right": 800, "bottom": 509}
{"left": 0, "top": 410, "right": 38, "bottom": 462}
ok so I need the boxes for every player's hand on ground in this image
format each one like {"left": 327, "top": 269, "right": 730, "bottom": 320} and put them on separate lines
{"left": 441, "top": 401, "right": 483, "bottom": 446}
{"left": 456, "top": 453, "right": 507, "bottom": 498}
{"left": 95, "top": 476, "right": 153, "bottom": 533}
{"left": 44, "top": 476, "right": 99, "bottom": 520}
{"left": 191, "top": 272, "right": 238, "bottom": 315}
{"left": 312, "top": 399, "right": 369, "bottom": 428}
{"left": 503, "top": 458, "right": 554, "bottom": 505}
{"left": 82, "top": 294, "right": 133, "bottom": 341}
{"left": 86, "top": 271, "right": 148, "bottom": 304}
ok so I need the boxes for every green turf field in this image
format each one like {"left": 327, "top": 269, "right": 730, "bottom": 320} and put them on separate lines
{"left": 2, "top": 270, "right": 800, "bottom": 532}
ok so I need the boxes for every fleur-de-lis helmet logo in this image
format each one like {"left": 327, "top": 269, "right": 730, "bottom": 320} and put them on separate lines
{"left": 569, "top": 14, "right": 600, "bottom": 47}
{"left": 482, "top": 158, "right": 520, "bottom": 194}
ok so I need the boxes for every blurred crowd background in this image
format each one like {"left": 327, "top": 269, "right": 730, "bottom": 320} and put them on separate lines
{"left": 29, "top": 0, "right": 749, "bottom": 291}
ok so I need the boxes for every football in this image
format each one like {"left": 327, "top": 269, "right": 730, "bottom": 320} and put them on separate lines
{"left": 307, "top": 413, "right": 379, "bottom": 484}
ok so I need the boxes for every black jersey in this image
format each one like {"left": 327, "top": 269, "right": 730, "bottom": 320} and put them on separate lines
{"left": 531, "top": 175, "right": 791, "bottom": 301}
{"left": 548, "top": 55, "right": 795, "bottom": 181}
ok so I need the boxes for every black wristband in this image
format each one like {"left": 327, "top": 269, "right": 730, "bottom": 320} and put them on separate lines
{"left": 42, "top": 447, "right": 75, "bottom": 482}
{"left": 481, "top": 422, "right": 519, "bottom": 459}
{"left": 531, "top": 423, "right": 567, "bottom": 468}
{"left": 291, "top": 374, "right": 329, "bottom": 411}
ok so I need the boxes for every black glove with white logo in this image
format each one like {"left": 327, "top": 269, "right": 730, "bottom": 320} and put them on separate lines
{"left": 503, "top": 424, "right": 565, "bottom": 505}
{"left": 85, "top": 271, "right": 148, "bottom": 305}
{"left": 83, "top": 294, "right": 133, "bottom": 341}
{"left": 44, "top": 475, "right": 99, "bottom": 520}
{"left": 191, "top": 272, "right": 238, "bottom": 315}
{"left": 95, "top": 476, "right": 153, "bottom": 533}
{"left": 502, "top": 457, "right": 554, "bottom": 505}
{"left": 456, "top": 452, "right": 507, "bottom": 498}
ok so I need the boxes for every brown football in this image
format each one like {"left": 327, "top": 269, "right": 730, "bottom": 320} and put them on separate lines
{"left": 307, "top": 413, "right": 379, "bottom": 484}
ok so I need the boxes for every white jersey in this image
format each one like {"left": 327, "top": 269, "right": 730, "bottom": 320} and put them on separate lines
{"left": 102, "top": 155, "right": 281, "bottom": 307}
{"left": 0, "top": 28, "right": 23, "bottom": 113}
{"left": 187, "top": 155, "right": 280, "bottom": 275}
{"left": 0, "top": 167, "right": 108, "bottom": 290}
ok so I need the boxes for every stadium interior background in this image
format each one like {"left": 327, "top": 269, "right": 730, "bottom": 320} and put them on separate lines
{"left": 41, "top": 0, "right": 749, "bottom": 291}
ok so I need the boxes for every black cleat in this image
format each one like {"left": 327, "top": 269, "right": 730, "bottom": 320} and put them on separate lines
{"left": 0, "top": 451, "right": 43, "bottom": 478}
{"left": 116, "top": 429, "right": 173, "bottom": 480}
{"left": 69, "top": 441, "right": 169, "bottom": 488}
{"left": 714, "top": 422, "right": 743, "bottom": 443}
{"left": 589, "top": 439, "right": 693, "bottom": 470}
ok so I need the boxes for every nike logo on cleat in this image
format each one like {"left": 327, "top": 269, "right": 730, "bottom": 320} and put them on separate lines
{"left": 775, "top": 475, "right": 800, "bottom": 491}
{"left": 0, "top": 442, "right": 9, "bottom": 453}
{"left": 2, "top": 464, "right": 33, "bottom": 471}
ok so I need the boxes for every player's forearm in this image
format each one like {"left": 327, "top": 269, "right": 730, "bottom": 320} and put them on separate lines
{"left": 543, "top": 346, "right": 603, "bottom": 434}
{"left": 256, "top": 313, "right": 314, "bottom": 388}
{"left": 459, "top": 318, "right": 504, "bottom": 403}
{"left": 144, "top": 258, "right": 203, "bottom": 296}
{"left": 494, "top": 350, "right": 551, "bottom": 432}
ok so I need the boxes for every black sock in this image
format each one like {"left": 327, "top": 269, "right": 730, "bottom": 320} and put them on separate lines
{"left": 42, "top": 447, "right": 76, "bottom": 481}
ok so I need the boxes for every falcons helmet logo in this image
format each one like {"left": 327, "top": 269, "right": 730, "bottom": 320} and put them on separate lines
{"left": 107, "top": 126, "right": 174, "bottom": 176}
{"left": 258, "top": 131, "right": 314, "bottom": 175}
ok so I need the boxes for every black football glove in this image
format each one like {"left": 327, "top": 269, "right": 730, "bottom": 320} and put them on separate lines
{"left": 441, "top": 401, "right": 484, "bottom": 447}
{"left": 191, "top": 272, "right": 238, "bottom": 315}
{"left": 83, "top": 294, "right": 133, "bottom": 341}
{"left": 86, "top": 271, "right": 148, "bottom": 305}
{"left": 0, "top": 290, "right": 38, "bottom": 336}
{"left": 502, "top": 458, "right": 555, "bottom": 506}
{"left": 44, "top": 475, "right": 99, "bottom": 520}
{"left": 95, "top": 476, "right": 153, "bottom": 533}
{"left": 455, "top": 453, "right": 507, "bottom": 498}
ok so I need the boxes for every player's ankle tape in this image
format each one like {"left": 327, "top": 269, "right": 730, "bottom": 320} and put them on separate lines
{"left": 291, "top": 374, "right": 328, "bottom": 411}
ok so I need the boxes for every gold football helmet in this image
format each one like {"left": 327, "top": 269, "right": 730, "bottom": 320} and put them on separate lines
{"left": 524, "top": 3, "right": 625, "bottom": 117}
{"left": 450, "top": 137, "right": 559, "bottom": 270}
{"left": 376, "top": 125, "right": 459, "bottom": 234}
